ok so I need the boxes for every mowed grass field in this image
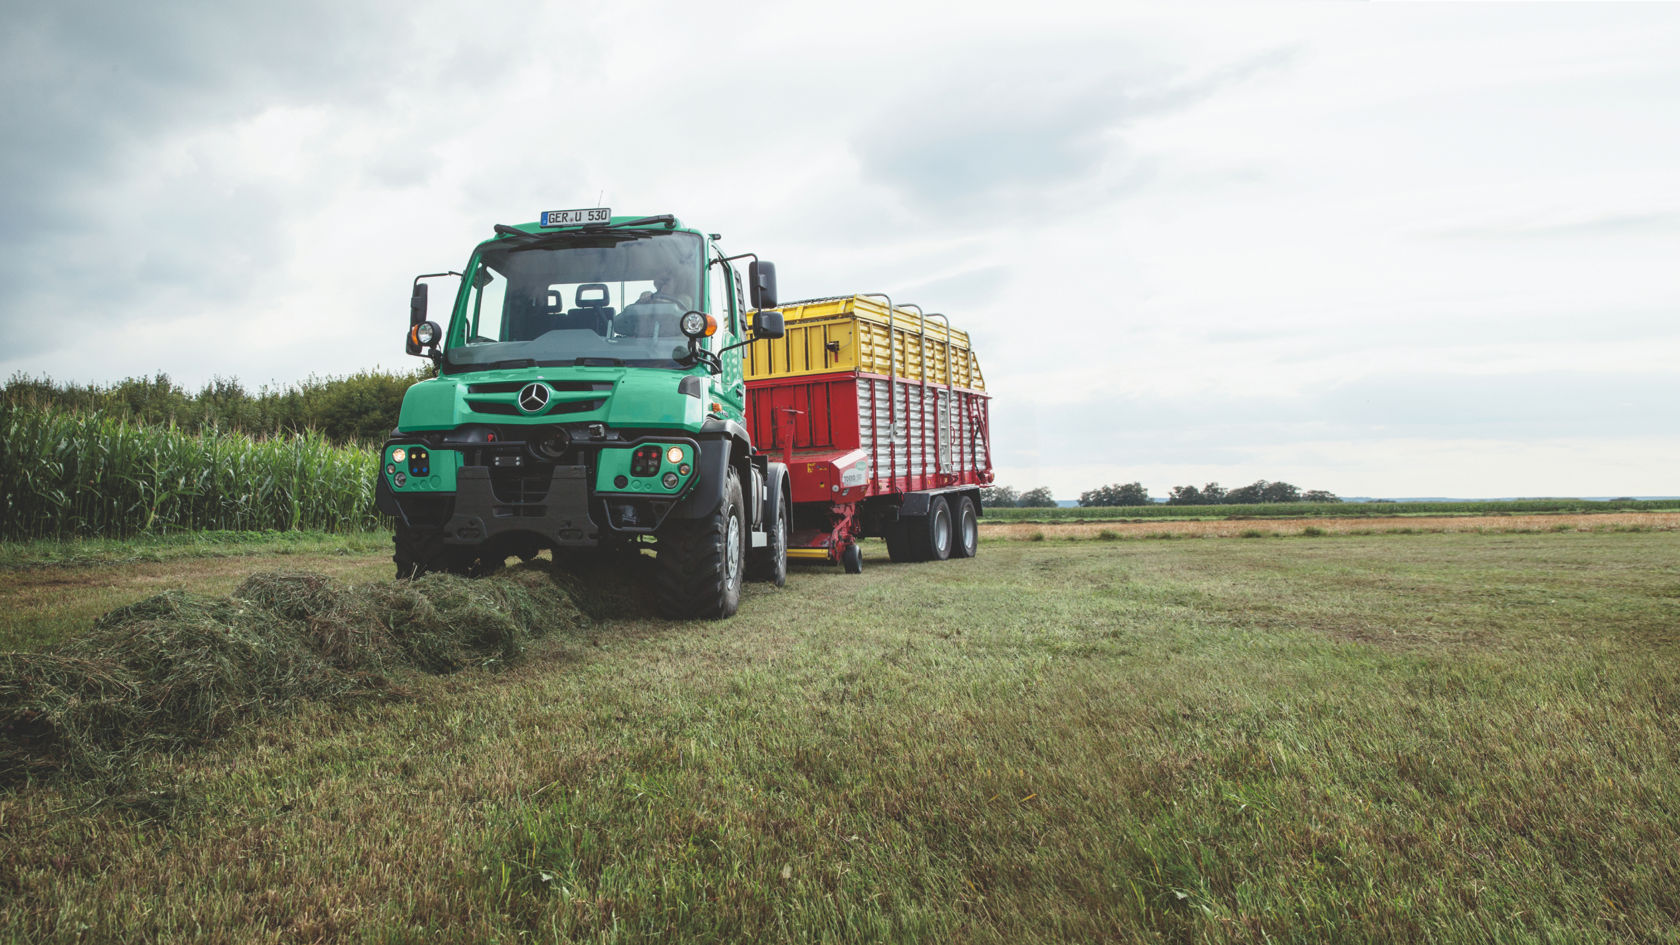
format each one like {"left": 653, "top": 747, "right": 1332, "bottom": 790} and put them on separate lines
{"left": 2, "top": 524, "right": 1678, "bottom": 943}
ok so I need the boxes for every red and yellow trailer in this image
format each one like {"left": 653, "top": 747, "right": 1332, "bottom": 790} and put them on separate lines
{"left": 744, "top": 294, "right": 993, "bottom": 571}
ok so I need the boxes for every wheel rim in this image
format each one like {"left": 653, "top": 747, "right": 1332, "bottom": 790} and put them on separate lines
{"left": 963, "top": 510, "right": 977, "bottom": 551}
{"left": 933, "top": 506, "right": 951, "bottom": 555}
{"left": 726, "top": 513, "right": 742, "bottom": 592}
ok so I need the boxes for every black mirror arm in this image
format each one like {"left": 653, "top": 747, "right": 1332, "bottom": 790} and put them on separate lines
{"left": 678, "top": 338, "right": 723, "bottom": 375}
{"left": 717, "top": 329, "right": 775, "bottom": 359}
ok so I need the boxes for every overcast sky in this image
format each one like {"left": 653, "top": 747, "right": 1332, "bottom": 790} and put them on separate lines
{"left": 3, "top": 2, "right": 1676, "bottom": 498}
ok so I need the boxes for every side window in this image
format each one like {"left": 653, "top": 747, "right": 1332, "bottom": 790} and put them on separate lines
{"left": 709, "top": 255, "right": 734, "bottom": 334}
{"left": 464, "top": 264, "right": 508, "bottom": 343}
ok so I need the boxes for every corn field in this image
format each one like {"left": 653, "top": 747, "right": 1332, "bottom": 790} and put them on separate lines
{"left": 0, "top": 404, "right": 382, "bottom": 539}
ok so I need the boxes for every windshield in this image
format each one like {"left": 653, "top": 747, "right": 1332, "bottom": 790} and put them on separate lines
{"left": 446, "top": 230, "right": 705, "bottom": 371}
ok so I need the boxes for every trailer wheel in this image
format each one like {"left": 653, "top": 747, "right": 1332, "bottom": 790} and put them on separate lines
{"left": 910, "top": 496, "right": 953, "bottom": 562}
{"left": 655, "top": 467, "right": 745, "bottom": 619}
{"left": 841, "top": 541, "right": 863, "bottom": 574}
{"left": 951, "top": 496, "right": 979, "bottom": 558}
{"left": 747, "top": 492, "right": 789, "bottom": 587}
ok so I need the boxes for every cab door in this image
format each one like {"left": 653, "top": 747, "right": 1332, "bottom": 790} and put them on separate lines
{"left": 708, "top": 247, "right": 747, "bottom": 419}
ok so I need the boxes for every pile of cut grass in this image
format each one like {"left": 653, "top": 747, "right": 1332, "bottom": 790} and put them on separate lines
{"left": 0, "top": 565, "right": 585, "bottom": 786}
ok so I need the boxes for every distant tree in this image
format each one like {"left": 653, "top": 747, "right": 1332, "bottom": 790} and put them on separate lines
{"left": 1080, "top": 482, "right": 1151, "bottom": 507}
{"left": 306, "top": 370, "right": 418, "bottom": 442}
{"left": 1302, "top": 490, "right": 1341, "bottom": 503}
{"left": 1220, "top": 479, "right": 1311, "bottom": 504}
{"left": 1167, "top": 485, "right": 1201, "bottom": 505}
{"left": 980, "top": 485, "right": 1020, "bottom": 508}
{"left": 1223, "top": 481, "right": 1265, "bottom": 504}
{"left": 1017, "top": 486, "right": 1057, "bottom": 508}
{"left": 1200, "top": 482, "right": 1227, "bottom": 504}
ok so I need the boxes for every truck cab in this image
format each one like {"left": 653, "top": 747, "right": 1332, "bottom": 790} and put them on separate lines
{"left": 379, "top": 211, "right": 790, "bottom": 618}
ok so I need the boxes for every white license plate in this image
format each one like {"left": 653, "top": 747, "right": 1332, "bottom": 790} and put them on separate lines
{"left": 540, "top": 207, "right": 611, "bottom": 227}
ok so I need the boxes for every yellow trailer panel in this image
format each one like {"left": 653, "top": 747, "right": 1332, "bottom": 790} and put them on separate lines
{"left": 745, "top": 295, "right": 986, "bottom": 391}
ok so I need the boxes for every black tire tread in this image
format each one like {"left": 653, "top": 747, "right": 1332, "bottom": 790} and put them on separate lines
{"left": 656, "top": 469, "right": 743, "bottom": 619}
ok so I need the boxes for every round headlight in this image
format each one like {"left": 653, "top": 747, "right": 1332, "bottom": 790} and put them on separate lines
{"left": 666, "top": 446, "right": 684, "bottom": 464}
{"left": 416, "top": 322, "right": 440, "bottom": 345}
{"left": 680, "top": 311, "right": 708, "bottom": 338}
{"left": 392, "top": 447, "right": 406, "bottom": 463}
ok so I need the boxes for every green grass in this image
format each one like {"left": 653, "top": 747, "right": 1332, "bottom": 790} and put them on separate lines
{"left": 2, "top": 531, "right": 1677, "bottom": 943}
{"left": 0, "top": 528, "right": 393, "bottom": 571}
{"left": 987, "top": 498, "right": 1680, "bottom": 523}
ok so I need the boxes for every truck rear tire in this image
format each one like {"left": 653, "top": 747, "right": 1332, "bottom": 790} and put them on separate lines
{"left": 656, "top": 467, "right": 745, "bottom": 619}
{"left": 952, "top": 496, "right": 979, "bottom": 558}
{"left": 747, "top": 492, "right": 789, "bottom": 587}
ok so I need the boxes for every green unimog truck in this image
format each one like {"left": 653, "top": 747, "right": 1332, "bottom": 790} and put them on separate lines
{"left": 377, "top": 210, "right": 790, "bottom": 619}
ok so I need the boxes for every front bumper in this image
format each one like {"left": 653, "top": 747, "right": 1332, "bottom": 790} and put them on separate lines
{"left": 376, "top": 429, "right": 728, "bottom": 548}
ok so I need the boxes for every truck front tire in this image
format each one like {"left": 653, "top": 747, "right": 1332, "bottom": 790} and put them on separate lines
{"left": 656, "top": 467, "right": 745, "bottom": 619}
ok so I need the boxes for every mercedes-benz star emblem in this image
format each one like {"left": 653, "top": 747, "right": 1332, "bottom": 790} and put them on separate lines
{"left": 517, "top": 382, "right": 551, "bottom": 414}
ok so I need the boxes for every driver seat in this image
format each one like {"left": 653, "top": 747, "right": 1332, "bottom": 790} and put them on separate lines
{"left": 564, "top": 283, "right": 615, "bottom": 336}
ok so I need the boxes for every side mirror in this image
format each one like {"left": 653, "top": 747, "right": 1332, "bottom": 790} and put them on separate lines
{"left": 406, "top": 320, "right": 442, "bottom": 359}
{"left": 752, "top": 309, "right": 785, "bottom": 340}
{"left": 749, "top": 261, "right": 777, "bottom": 310}
{"left": 410, "top": 282, "right": 428, "bottom": 326}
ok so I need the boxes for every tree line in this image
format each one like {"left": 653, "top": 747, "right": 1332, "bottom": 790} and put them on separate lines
{"left": 982, "top": 480, "right": 1341, "bottom": 508}
{"left": 2, "top": 369, "right": 432, "bottom": 445}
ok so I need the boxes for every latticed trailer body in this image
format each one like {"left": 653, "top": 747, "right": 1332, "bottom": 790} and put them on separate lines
{"left": 744, "top": 294, "right": 993, "bottom": 571}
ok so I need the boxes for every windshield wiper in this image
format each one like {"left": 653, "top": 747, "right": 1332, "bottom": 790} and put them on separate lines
{"left": 574, "top": 357, "right": 627, "bottom": 367}
{"left": 444, "top": 357, "right": 538, "bottom": 373}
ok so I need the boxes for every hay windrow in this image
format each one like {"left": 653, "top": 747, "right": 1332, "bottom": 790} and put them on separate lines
{"left": 0, "top": 564, "right": 586, "bottom": 787}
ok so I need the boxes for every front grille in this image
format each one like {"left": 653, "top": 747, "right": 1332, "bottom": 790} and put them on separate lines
{"left": 465, "top": 397, "right": 605, "bottom": 417}
{"left": 467, "top": 381, "right": 613, "bottom": 394}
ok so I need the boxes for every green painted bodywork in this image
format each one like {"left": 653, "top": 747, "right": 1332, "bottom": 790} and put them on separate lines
{"left": 396, "top": 214, "right": 747, "bottom": 438}
{"left": 594, "top": 443, "right": 696, "bottom": 495}
{"left": 395, "top": 367, "right": 709, "bottom": 432}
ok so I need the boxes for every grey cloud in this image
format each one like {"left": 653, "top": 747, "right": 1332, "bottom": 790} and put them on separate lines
{"left": 851, "top": 42, "right": 1297, "bottom": 217}
{"left": 894, "top": 264, "right": 1012, "bottom": 310}
{"left": 0, "top": 0, "right": 430, "bottom": 342}
{"left": 990, "top": 368, "right": 1680, "bottom": 473}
